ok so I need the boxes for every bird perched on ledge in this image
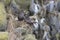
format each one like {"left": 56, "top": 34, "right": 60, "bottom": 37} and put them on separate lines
{"left": 29, "top": 0, "right": 41, "bottom": 16}
{"left": 46, "top": 0, "right": 55, "bottom": 13}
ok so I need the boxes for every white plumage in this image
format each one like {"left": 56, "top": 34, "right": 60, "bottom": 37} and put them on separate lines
{"left": 29, "top": 0, "right": 41, "bottom": 15}
{"left": 46, "top": 0, "right": 55, "bottom": 12}
{"left": 33, "top": 18, "right": 38, "bottom": 30}
{"left": 40, "top": 18, "right": 45, "bottom": 24}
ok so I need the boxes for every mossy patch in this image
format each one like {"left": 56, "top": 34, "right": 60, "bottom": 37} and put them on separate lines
{"left": 15, "top": 0, "right": 31, "bottom": 10}
{"left": 56, "top": 33, "right": 60, "bottom": 40}
{"left": 0, "top": 2, "right": 7, "bottom": 30}
{"left": 3, "top": 0, "right": 11, "bottom": 5}
{"left": 24, "top": 34, "right": 37, "bottom": 40}
{"left": 0, "top": 32, "right": 8, "bottom": 40}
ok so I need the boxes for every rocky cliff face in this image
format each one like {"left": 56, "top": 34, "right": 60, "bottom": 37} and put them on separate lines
{"left": 0, "top": 0, "right": 60, "bottom": 40}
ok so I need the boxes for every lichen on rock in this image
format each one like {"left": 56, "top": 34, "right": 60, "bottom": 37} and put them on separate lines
{"left": 24, "top": 34, "right": 37, "bottom": 40}
{"left": 0, "top": 32, "right": 8, "bottom": 40}
{"left": 0, "top": 2, "right": 7, "bottom": 31}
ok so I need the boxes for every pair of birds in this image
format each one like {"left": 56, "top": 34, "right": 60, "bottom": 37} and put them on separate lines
{"left": 10, "top": 0, "right": 40, "bottom": 23}
{"left": 40, "top": 18, "right": 50, "bottom": 40}
{"left": 10, "top": 0, "right": 57, "bottom": 40}
{"left": 8, "top": 0, "right": 60, "bottom": 17}
{"left": 29, "top": 0, "right": 60, "bottom": 16}
{"left": 10, "top": 0, "right": 57, "bottom": 20}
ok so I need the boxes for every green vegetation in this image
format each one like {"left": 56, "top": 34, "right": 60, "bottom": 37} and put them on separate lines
{"left": 24, "top": 34, "right": 37, "bottom": 40}
{"left": 0, "top": 2, "right": 7, "bottom": 30}
{"left": 0, "top": 32, "right": 8, "bottom": 40}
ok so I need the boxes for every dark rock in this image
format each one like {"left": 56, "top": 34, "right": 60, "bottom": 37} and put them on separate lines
{"left": 18, "top": 10, "right": 25, "bottom": 21}
{"left": 24, "top": 17, "right": 33, "bottom": 25}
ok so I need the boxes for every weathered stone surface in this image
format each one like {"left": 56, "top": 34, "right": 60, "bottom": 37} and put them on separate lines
{"left": 14, "top": 27, "right": 35, "bottom": 40}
